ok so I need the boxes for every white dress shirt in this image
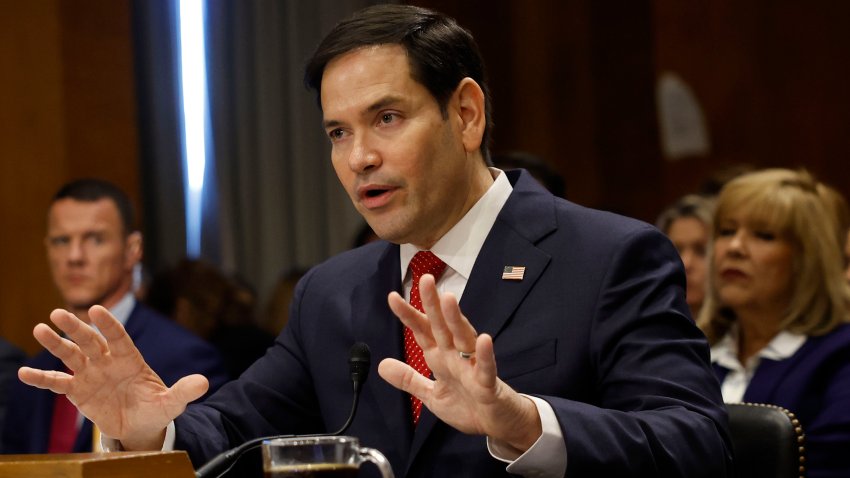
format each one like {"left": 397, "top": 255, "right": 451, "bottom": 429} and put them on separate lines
{"left": 710, "top": 325, "right": 807, "bottom": 403}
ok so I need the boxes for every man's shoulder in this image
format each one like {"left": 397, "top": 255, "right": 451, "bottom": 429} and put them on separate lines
{"left": 0, "top": 337, "right": 24, "bottom": 362}
{"left": 505, "top": 169, "right": 660, "bottom": 244}
{"left": 526, "top": 193, "right": 665, "bottom": 253}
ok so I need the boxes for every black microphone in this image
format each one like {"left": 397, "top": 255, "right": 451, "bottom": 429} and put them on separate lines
{"left": 194, "top": 342, "right": 371, "bottom": 478}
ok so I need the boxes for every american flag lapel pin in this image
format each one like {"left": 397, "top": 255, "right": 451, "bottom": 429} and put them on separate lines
{"left": 502, "top": 265, "right": 526, "bottom": 281}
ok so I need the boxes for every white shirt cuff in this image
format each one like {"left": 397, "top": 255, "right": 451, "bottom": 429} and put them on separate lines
{"left": 100, "top": 421, "right": 176, "bottom": 452}
{"left": 487, "top": 395, "right": 567, "bottom": 478}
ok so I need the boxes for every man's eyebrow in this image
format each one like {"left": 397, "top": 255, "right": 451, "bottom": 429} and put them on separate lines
{"left": 365, "top": 95, "right": 403, "bottom": 114}
{"left": 322, "top": 95, "right": 404, "bottom": 130}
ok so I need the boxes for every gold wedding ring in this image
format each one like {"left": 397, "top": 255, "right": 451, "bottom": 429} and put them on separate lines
{"left": 458, "top": 350, "right": 475, "bottom": 359}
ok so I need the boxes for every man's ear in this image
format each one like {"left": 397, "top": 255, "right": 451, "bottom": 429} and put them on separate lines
{"left": 125, "top": 231, "right": 143, "bottom": 267}
{"left": 453, "top": 77, "right": 486, "bottom": 154}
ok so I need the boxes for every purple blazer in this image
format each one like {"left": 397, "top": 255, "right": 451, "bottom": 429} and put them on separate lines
{"left": 2, "top": 302, "right": 229, "bottom": 454}
{"left": 714, "top": 323, "right": 850, "bottom": 478}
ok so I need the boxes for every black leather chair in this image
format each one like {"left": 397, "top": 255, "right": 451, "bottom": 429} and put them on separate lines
{"left": 727, "top": 402, "right": 806, "bottom": 478}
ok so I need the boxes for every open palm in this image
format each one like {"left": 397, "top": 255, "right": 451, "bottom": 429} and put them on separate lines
{"left": 18, "top": 305, "right": 208, "bottom": 450}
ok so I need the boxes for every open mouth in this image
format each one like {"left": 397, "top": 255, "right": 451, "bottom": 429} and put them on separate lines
{"left": 359, "top": 186, "right": 396, "bottom": 209}
{"left": 365, "top": 188, "right": 389, "bottom": 198}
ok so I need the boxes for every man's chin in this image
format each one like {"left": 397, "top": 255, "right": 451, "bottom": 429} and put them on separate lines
{"left": 63, "top": 297, "right": 97, "bottom": 313}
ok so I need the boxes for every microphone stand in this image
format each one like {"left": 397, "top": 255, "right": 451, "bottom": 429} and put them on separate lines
{"left": 194, "top": 343, "right": 370, "bottom": 478}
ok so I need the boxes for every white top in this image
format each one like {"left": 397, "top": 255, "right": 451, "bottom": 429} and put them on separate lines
{"left": 710, "top": 325, "right": 807, "bottom": 403}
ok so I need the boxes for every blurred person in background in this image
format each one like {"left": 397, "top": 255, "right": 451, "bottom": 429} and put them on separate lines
{"left": 656, "top": 194, "right": 715, "bottom": 318}
{"left": 699, "top": 168, "right": 850, "bottom": 477}
{"left": 491, "top": 150, "right": 566, "bottom": 198}
{"left": 819, "top": 183, "right": 850, "bottom": 284}
{"left": 2, "top": 178, "right": 228, "bottom": 454}
{"left": 145, "top": 258, "right": 275, "bottom": 380}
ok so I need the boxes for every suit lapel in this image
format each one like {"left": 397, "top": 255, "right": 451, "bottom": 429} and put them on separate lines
{"left": 351, "top": 243, "right": 414, "bottom": 460}
{"left": 743, "top": 340, "right": 814, "bottom": 404}
{"left": 459, "top": 219, "right": 552, "bottom": 339}
{"left": 407, "top": 170, "right": 556, "bottom": 470}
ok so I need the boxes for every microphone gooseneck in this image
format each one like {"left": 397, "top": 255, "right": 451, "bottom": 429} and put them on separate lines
{"left": 194, "top": 342, "right": 371, "bottom": 478}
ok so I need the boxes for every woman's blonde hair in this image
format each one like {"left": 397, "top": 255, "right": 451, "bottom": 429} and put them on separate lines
{"left": 698, "top": 168, "right": 850, "bottom": 344}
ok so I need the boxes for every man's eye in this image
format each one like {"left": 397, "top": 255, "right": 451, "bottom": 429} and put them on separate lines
{"left": 85, "top": 235, "right": 105, "bottom": 246}
{"left": 380, "top": 113, "right": 396, "bottom": 124}
{"left": 49, "top": 237, "right": 69, "bottom": 247}
{"left": 328, "top": 129, "right": 344, "bottom": 141}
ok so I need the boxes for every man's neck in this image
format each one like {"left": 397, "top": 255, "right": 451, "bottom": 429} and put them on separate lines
{"left": 411, "top": 164, "right": 496, "bottom": 250}
{"left": 66, "top": 287, "right": 133, "bottom": 325}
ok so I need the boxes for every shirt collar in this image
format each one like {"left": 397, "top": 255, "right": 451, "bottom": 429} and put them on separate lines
{"left": 711, "top": 323, "right": 807, "bottom": 370}
{"left": 109, "top": 292, "right": 136, "bottom": 327}
{"left": 400, "top": 168, "right": 513, "bottom": 279}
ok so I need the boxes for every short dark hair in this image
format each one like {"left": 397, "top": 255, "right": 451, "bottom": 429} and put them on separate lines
{"left": 304, "top": 4, "right": 493, "bottom": 161}
{"left": 52, "top": 178, "right": 136, "bottom": 235}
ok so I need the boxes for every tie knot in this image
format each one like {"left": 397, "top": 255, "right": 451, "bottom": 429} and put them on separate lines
{"left": 409, "top": 251, "right": 447, "bottom": 282}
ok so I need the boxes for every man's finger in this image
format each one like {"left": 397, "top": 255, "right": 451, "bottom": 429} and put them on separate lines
{"left": 440, "top": 293, "right": 478, "bottom": 354}
{"left": 388, "top": 292, "right": 436, "bottom": 349}
{"left": 89, "top": 305, "right": 139, "bottom": 359}
{"left": 419, "top": 275, "right": 453, "bottom": 350}
{"left": 49, "top": 309, "right": 108, "bottom": 360}
{"left": 473, "top": 334, "right": 498, "bottom": 388}
{"left": 18, "top": 366, "right": 73, "bottom": 394}
{"left": 164, "top": 374, "right": 210, "bottom": 418}
{"left": 32, "top": 322, "right": 86, "bottom": 372}
{"left": 377, "top": 358, "right": 434, "bottom": 400}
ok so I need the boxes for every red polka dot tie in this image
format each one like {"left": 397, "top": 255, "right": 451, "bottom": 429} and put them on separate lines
{"left": 404, "top": 251, "right": 447, "bottom": 425}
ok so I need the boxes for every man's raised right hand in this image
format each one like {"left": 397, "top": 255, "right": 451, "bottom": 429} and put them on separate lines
{"left": 18, "top": 305, "right": 209, "bottom": 451}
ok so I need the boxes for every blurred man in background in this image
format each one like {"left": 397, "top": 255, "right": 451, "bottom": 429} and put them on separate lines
{"left": 2, "top": 178, "right": 228, "bottom": 454}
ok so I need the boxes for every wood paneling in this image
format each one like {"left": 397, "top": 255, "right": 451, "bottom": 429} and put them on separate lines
{"left": 411, "top": 0, "right": 850, "bottom": 220}
{"left": 653, "top": 1, "right": 850, "bottom": 204}
{"left": 0, "top": 0, "right": 139, "bottom": 354}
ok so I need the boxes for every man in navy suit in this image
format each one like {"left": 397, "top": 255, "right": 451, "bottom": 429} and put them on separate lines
{"left": 18, "top": 6, "right": 732, "bottom": 476}
{"left": 3, "top": 179, "right": 228, "bottom": 454}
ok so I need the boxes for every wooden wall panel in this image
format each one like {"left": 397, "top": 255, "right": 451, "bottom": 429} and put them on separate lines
{"left": 409, "top": 0, "right": 662, "bottom": 219}
{"left": 412, "top": 0, "right": 850, "bottom": 219}
{"left": 0, "top": 0, "right": 139, "bottom": 354}
{"left": 653, "top": 1, "right": 850, "bottom": 204}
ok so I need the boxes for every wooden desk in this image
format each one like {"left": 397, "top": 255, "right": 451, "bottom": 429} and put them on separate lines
{"left": 0, "top": 451, "right": 194, "bottom": 478}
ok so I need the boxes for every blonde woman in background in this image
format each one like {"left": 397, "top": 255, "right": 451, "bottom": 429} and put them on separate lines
{"left": 699, "top": 168, "right": 850, "bottom": 478}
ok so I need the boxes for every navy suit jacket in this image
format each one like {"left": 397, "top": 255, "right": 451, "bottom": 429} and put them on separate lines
{"left": 714, "top": 323, "right": 850, "bottom": 478}
{"left": 0, "top": 337, "right": 25, "bottom": 450}
{"left": 2, "top": 302, "right": 229, "bottom": 454}
{"left": 175, "top": 170, "right": 732, "bottom": 477}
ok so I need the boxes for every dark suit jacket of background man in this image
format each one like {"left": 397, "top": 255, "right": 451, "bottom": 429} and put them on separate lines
{"left": 174, "top": 169, "right": 733, "bottom": 477}
{"left": 0, "top": 337, "right": 25, "bottom": 450}
{"left": 2, "top": 302, "right": 229, "bottom": 453}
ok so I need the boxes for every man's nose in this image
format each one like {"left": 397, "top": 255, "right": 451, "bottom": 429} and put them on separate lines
{"left": 349, "top": 134, "right": 381, "bottom": 173}
{"left": 67, "top": 239, "right": 86, "bottom": 263}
